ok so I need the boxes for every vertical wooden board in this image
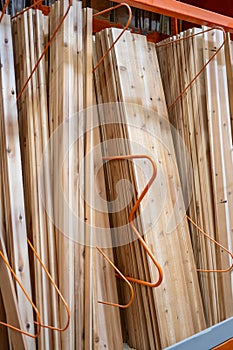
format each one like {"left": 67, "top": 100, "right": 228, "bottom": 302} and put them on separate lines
{"left": 187, "top": 28, "right": 220, "bottom": 325}
{"left": 73, "top": 2, "right": 85, "bottom": 350}
{"left": 115, "top": 33, "right": 160, "bottom": 349}
{"left": 0, "top": 172, "right": 10, "bottom": 349}
{"left": 42, "top": 14, "right": 49, "bottom": 85}
{"left": 225, "top": 34, "right": 233, "bottom": 140}
{"left": 48, "top": 3, "right": 57, "bottom": 136}
{"left": 0, "top": 13, "right": 35, "bottom": 347}
{"left": 27, "top": 9, "right": 52, "bottom": 349}
{"left": 0, "top": 290, "right": 9, "bottom": 350}
{"left": 83, "top": 7, "right": 94, "bottom": 350}
{"left": 203, "top": 27, "right": 233, "bottom": 320}
{"left": 0, "top": 234, "right": 27, "bottom": 350}
{"left": 146, "top": 39, "right": 205, "bottom": 342}
{"left": 179, "top": 29, "right": 211, "bottom": 324}
{"left": 94, "top": 31, "right": 132, "bottom": 342}
{"left": 214, "top": 29, "right": 233, "bottom": 301}
{"left": 92, "top": 43, "right": 123, "bottom": 350}
{"left": 56, "top": 2, "right": 75, "bottom": 349}
{"left": 19, "top": 9, "right": 44, "bottom": 346}
{"left": 48, "top": 2, "right": 64, "bottom": 349}
{"left": 36, "top": 8, "right": 61, "bottom": 349}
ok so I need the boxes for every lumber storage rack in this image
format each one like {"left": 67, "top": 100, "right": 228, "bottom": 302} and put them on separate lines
{"left": 93, "top": 1, "right": 233, "bottom": 349}
{"left": 1, "top": 0, "right": 232, "bottom": 348}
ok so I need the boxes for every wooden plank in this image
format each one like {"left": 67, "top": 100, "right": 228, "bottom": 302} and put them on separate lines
{"left": 27, "top": 9, "right": 51, "bottom": 348}
{"left": 203, "top": 27, "right": 233, "bottom": 320}
{"left": 188, "top": 28, "right": 220, "bottom": 325}
{"left": 73, "top": 2, "right": 85, "bottom": 350}
{"left": 224, "top": 34, "right": 233, "bottom": 138}
{"left": 55, "top": 2, "right": 75, "bottom": 349}
{"left": 0, "top": 13, "right": 35, "bottom": 347}
{"left": 92, "top": 36, "right": 123, "bottom": 350}
{"left": 0, "top": 234, "right": 27, "bottom": 350}
{"left": 83, "top": 7, "right": 94, "bottom": 350}
{"left": 0, "top": 290, "right": 9, "bottom": 349}
{"left": 35, "top": 10, "right": 60, "bottom": 348}
{"left": 0, "top": 160, "right": 16, "bottom": 349}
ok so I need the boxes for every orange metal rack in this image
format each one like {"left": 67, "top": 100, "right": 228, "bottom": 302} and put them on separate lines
{"left": 113, "top": 0, "right": 233, "bottom": 33}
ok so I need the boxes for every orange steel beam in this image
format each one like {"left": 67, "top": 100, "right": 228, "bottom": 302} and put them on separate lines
{"left": 113, "top": 0, "right": 233, "bottom": 33}
{"left": 212, "top": 338, "right": 233, "bottom": 350}
{"left": 93, "top": 17, "right": 123, "bottom": 33}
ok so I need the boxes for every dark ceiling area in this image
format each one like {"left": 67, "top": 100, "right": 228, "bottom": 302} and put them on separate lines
{"left": 181, "top": 0, "right": 233, "bottom": 18}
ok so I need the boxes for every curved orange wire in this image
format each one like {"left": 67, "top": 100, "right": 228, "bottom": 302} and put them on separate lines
{"left": 104, "top": 155, "right": 163, "bottom": 288}
{"left": 0, "top": 237, "right": 71, "bottom": 335}
{"left": 27, "top": 238, "right": 71, "bottom": 332}
{"left": 0, "top": 250, "right": 41, "bottom": 338}
{"left": 0, "top": 0, "right": 10, "bottom": 23}
{"left": 156, "top": 26, "right": 226, "bottom": 111}
{"left": 96, "top": 247, "right": 134, "bottom": 308}
{"left": 32, "top": 0, "right": 50, "bottom": 15}
{"left": 92, "top": 3, "right": 132, "bottom": 73}
{"left": 16, "top": 0, "right": 72, "bottom": 102}
{"left": 186, "top": 215, "right": 233, "bottom": 273}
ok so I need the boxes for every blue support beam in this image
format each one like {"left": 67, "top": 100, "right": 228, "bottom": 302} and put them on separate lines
{"left": 165, "top": 317, "right": 233, "bottom": 350}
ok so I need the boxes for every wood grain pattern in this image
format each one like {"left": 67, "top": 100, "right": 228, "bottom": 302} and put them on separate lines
{"left": 94, "top": 27, "right": 206, "bottom": 348}
{"left": 0, "top": 13, "right": 35, "bottom": 348}
{"left": 156, "top": 26, "right": 233, "bottom": 329}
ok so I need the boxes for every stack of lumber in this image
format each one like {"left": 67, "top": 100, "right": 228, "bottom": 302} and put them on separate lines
{"left": 156, "top": 27, "right": 233, "bottom": 327}
{"left": 93, "top": 28, "right": 206, "bottom": 348}
{"left": 11, "top": 1, "right": 123, "bottom": 349}
{"left": 48, "top": 2, "right": 122, "bottom": 348}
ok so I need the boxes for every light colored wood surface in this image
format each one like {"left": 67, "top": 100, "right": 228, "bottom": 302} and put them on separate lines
{"left": 0, "top": 13, "right": 35, "bottom": 348}
{"left": 156, "top": 26, "right": 233, "bottom": 330}
{"left": 94, "top": 27, "right": 206, "bottom": 348}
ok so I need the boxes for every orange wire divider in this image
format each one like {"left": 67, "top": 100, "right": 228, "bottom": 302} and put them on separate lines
{"left": 0, "top": 0, "right": 10, "bottom": 23}
{"left": 0, "top": 248, "right": 41, "bottom": 338}
{"left": 96, "top": 247, "right": 134, "bottom": 308}
{"left": 186, "top": 216, "right": 233, "bottom": 273}
{"left": 27, "top": 238, "right": 71, "bottom": 332}
{"left": 32, "top": 0, "right": 50, "bottom": 16}
{"left": 0, "top": 236, "right": 71, "bottom": 335}
{"left": 156, "top": 26, "right": 226, "bottom": 112}
{"left": 92, "top": 3, "right": 132, "bottom": 73}
{"left": 104, "top": 155, "right": 163, "bottom": 288}
{"left": 15, "top": 2, "right": 132, "bottom": 100}
{"left": 16, "top": 0, "right": 72, "bottom": 102}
